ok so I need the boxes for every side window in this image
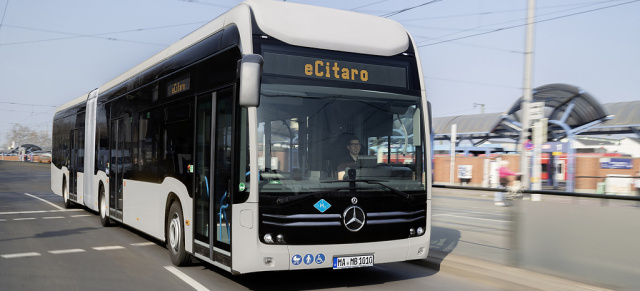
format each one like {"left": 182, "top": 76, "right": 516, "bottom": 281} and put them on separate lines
{"left": 164, "top": 102, "right": 194, "bottom": 182}
{"left": 138, "top": 108, "right": 163, "bottom": 182}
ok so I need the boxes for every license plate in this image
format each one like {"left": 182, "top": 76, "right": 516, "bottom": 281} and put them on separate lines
{"left": 332, "top": 255, "right": 374, "bottom": 269}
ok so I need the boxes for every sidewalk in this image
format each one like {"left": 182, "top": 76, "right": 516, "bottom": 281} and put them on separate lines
{"left": 418, "top": 251, "right": 615, "bottom": 291}
{"left": 429, "top": 187, "right": 620, "bottom": 290}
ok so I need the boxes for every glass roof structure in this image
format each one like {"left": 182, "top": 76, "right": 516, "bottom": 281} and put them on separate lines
{"left": 432, "top": 84, "right": 639, "bottom": 141}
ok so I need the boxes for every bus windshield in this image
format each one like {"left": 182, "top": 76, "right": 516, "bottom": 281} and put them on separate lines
{"left": 256, "top": 83, "right": 426, "bottom": 195}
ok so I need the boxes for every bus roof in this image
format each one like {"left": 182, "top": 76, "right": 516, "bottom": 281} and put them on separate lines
{"left": 249, "top": 0, "right": 409, "bottom": 56}
{"left": 55, "top": 0, "right": 411, "bottom": 113}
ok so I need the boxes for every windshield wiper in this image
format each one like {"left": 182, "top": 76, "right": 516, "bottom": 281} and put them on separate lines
{"left": 275, "top": 186, "right": 377, "bottom": 205}
{"left": 322, "top": 179, "right": 416, "bottom": 202}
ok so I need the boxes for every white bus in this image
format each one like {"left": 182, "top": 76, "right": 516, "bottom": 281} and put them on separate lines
{"left": 51, "top": 0, "right": 432, "bottom": 274}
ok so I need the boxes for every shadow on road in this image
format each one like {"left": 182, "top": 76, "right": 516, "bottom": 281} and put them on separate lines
{"left": 184, "top": 227, "right": 463, "bottom": 290}
{"left": 202, "top": 261, "right": 439, "bottom": 291}
{"left": 417, "top": 226, "right": 461, "bottom": 271}
{"left": 0, "top": 227, "right": 99, "bottom": 242}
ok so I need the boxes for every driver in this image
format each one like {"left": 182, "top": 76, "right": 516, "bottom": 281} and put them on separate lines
{"left": 336, "top": 136, "right": 362, "bottom": 179}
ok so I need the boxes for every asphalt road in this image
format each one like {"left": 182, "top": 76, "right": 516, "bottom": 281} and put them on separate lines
{"left": 0, "top": 161, "right": 503, "bottom": 291}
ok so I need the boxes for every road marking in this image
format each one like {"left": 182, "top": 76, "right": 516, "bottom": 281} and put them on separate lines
{"left": 24, "top": 193, "right": 64, "bottom": 210}
{"left": 49, "top": 249, "right": 86, "bottom": 255}
{"left": 0, "top": 214, "right": 92, "bottom": 220}
{"left": 0, "top": 209, "right": 83, "bottom": 215}
{"left": 92, "top": 246, "right": 125, "bottom": 251}
{"left": 164, "top": 266, "right": 210, "bottom": 291}
{"left": 1, "top": 252, "right": 41, "bottom": 259}
{"left": 131, "top": 242, "right": 155, "bottom": 246}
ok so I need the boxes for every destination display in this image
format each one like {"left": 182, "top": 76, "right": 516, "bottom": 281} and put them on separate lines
{"left": 263, "top": 52, "right": 407, "bottom": 88}
{"left": 167, "top": 76, "right": 191, "bottom": 97}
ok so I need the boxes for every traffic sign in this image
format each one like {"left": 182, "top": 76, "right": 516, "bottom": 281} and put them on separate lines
{"left": 524, "top": 140, "right": 533, "bottom": 150}
{"left": 529, "top": 102, "right": 545, "bottom": 120}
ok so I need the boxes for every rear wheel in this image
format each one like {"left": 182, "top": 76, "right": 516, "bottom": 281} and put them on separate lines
{"left": 167, "top": 201, "right": 189, "bottom": 266}
{"left": 99, "top": 186, "right": 112, "bottom": 227}
{"left": 62, "top": 178, "right": 72, "bottom": 209}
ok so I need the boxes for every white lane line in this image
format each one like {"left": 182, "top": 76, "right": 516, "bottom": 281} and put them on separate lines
{"left": 164, "top": 266, "right": 210, "bottom": 291}
{"left": 92, "top": 246, "right": 125, "bottom": 251}
{"left": 24, "top": 193, "right": 64, "bottom": 210}
{"left": 0, "top": 209, "right": 83, "bottom": 215}
{"left": 13, "top": 218, "right": 36, "bottom": 221}
{"left": 70, "top": 214, "right": 92, "bottom": 218}
{"left": 49, "top": 249, "right": 86, "bottom": 255}
{"left": 434, "top": 213, "right": 508, "bottom": 223}
{"left": 1, "top": 252, "right": 41, "bottom": 259}
{"left": 131, "top": 242, "right": 155, "bottom": 246}
{"left": 0, "top": 219, "right": 6, "bottom": 221}
{"left": 43, "top": 216, "right": 65, "bottom": 219}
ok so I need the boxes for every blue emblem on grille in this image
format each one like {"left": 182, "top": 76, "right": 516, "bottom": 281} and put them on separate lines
{"left": 314, "top": 199, "right": 331, "bottom": 213}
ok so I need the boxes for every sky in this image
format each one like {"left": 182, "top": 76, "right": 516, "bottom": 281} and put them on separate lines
{"left": 0, "top": 0, "right": 638, "bottom": 148}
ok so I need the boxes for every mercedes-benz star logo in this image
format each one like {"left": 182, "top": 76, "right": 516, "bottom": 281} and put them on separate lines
{"left": 343, "top": 206, "right": 365, "bottom": 232}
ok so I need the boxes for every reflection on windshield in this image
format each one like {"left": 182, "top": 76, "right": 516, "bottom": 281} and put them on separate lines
{"left": 256, "top": 84, "right": 425, "bottom": 194}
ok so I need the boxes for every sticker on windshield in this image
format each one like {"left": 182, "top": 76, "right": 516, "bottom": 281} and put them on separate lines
{"left": 239, "top": 183, "right": 246, "bottom": 191}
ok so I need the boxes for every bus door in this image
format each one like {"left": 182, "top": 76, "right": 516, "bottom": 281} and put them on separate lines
{"left": 194, "top": 88, "right": 234, "bottom": 268}
{"left": 69, "top": 129, "right": 79, "bottom": 200}
{"left": 109, "top": 118, "right": 125, "bottom": 221}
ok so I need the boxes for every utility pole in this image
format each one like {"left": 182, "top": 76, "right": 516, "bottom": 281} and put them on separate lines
{"left": 519, "top": 0, "right": 536, "bottom": 189}
{"left": 450, "top": 124, "right": 457, "bottom": 185}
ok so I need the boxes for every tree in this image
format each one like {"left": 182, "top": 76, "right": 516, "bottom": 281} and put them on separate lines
{"left": 3, "top": 124, "right": 51, "bottom": 150}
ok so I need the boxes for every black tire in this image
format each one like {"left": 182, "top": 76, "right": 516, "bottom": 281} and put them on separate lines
{"left": 166, "top": 201, "right": 189, "bottom": 266}
{"left": 99, "top": 186, "right": 112, "bottom": 227}
{"left": 62, "top": 178, "right": 72, "bottom": 209}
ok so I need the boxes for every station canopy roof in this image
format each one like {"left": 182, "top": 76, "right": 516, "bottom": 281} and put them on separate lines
{"left": 589, "top": 101, "right": 640, "bottom": 135}
{"left": 432, "top": 83, "right": 639, "bottom": 140}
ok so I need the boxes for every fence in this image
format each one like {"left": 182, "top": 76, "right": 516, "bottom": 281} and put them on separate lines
{"left": 0, "top": 154, "right": 50, "bottom": 163}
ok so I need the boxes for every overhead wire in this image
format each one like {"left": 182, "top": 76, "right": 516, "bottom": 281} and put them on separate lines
{"left": 417, "top": 0, "right": 623, "bottom": 44}
{"left": 0, "top": 22, "right": 209, "bottom": 46}
{"left": 398, "top": 0, "right": 621, "bottom": 22}
{"left": 349, "top": 0, "right": 388, "bottom": 11}
{"left": 425, "top": 76, "right": 522, "bottom": 90}
{"left": 418, "top": 0, "right": 640, "bottom": 48}
{"left": 0, "top": 101, "right": 58, "bottom": 107}
{"left": 380, "top": 0, "right": 442, "bottom": 18}
{"left": 0, "top": 0, "right": 8, "bottom": 30}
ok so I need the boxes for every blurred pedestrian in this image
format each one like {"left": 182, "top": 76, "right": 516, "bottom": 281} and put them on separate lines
{"left": 495, "top": 160, "right": 517, "bottom": 206}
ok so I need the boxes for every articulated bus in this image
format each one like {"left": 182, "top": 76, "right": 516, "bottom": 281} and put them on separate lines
{"left": 51, "top": 0, "right": 432, "bottom": 274}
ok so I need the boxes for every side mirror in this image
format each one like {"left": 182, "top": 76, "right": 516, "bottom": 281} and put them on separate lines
{"left": 238, "top": 54, "right": 263, "bottom": 107}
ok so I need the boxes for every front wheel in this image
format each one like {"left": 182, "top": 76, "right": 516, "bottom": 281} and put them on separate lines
{"left": 99, "top": 186, "right": 112, "bottom": 227}
{"left": 167, "top": 201, "right": 189, "bottom": 266}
